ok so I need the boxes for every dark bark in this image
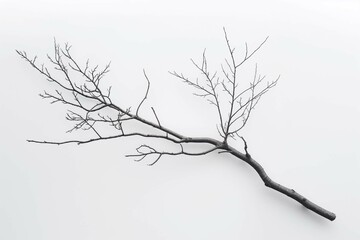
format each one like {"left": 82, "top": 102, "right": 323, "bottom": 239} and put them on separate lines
{"left": 226, "top": 144, "right": 336, "bottom": 221}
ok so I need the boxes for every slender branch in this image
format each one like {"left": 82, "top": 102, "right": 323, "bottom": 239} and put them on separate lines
{"left": 17, "top": 32, "right": 336, "bottom": 221}
{"left": 222, "top": 28, "right": 238, "bottom": 140}
{"left": 171, "top": 50, "right": 226, "bottom": 137}
{"left": 151, "top": 107, "right": 161, "bottom": 127}
{"left": 235, "top": 36, "right": 269, "bottom": 68}
{"left": 126, "top": 144, "right": 220, "bottom": 166}
{"left": 136, "top": 69, "right": 150, "bottom": 116}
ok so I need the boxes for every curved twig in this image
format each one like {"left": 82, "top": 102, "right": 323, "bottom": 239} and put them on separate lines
{"left": 136, "top": 69, "right": 150, "bottom": 116}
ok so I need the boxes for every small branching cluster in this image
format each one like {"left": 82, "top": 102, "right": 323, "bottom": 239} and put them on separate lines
{"left": 17, "top": 41, "right": 115, "bottom": 138}
{"left": 171, "top": 29, "right": 278, "bottom": 143}
{"left": 17, "top": 29, "right": 336, "bottom": 221}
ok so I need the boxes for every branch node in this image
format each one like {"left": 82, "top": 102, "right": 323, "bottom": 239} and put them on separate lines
{"left": 240, "top": 136, "right": 251, "bottom": 158}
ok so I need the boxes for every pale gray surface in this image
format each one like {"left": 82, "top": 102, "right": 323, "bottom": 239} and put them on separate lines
{"left": 1, "top": 0, "right": 359, "bottom": 239}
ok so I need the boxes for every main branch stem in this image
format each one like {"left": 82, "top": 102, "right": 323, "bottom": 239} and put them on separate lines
{"left": 225, "top": 144, "right": 336, "bottom": 221}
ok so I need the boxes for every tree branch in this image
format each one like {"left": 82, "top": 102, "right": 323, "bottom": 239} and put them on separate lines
{"left": 17, "top": 31, "right": 336, "bottom": 221}
{"left": 136, "top": 69, "right": 151, "bottom": 116}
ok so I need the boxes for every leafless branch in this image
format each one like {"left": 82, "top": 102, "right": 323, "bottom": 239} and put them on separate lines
{"left": 126, "top": 143, "right": 219, "bottom": 166}
{"left": 17, "top": 30, "right": 336, "bottom": 221}
{"left": 151, "top": 107, "right": 161, "bottom": 127}
{"left": 173, "top": 28, "right": 278, "bottom": 143}
{"left": 136, "top": 69, "right": 151, "bottom": 116}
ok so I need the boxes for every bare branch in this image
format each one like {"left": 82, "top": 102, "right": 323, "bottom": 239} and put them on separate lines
{"left": 126, "top": 143, "right": 220, "bottom": 166}
{"left": 136, "top": 69, "right": 150, "bottom": 116}
{"left": 18, "top": 32, "right": 336, "bottom": 221}
{"left": 235, "top": 36, "right": 269, "bottom": 68}
{"left": 172, "top": 50, "right": 226, "bottom": 137}
{"left": 151, "top": 107, "right": 161, "bottom": 127}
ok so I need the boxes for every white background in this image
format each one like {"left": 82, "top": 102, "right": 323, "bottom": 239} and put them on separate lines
{"left": 1, "top": 0, "right": 360, "bottom": 239}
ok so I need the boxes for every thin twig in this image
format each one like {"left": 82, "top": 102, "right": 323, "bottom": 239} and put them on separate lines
{"left": 136, "top": 69, "right": 150, "bottom": 116}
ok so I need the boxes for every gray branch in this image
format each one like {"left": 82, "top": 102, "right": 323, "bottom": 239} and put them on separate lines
{"left": 17, "top": 30, "right": 336, "bottom": 221}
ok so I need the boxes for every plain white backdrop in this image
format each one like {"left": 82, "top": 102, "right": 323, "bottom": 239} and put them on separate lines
{"left": 1, "top": 0, "right": 359, "bottom": 239}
